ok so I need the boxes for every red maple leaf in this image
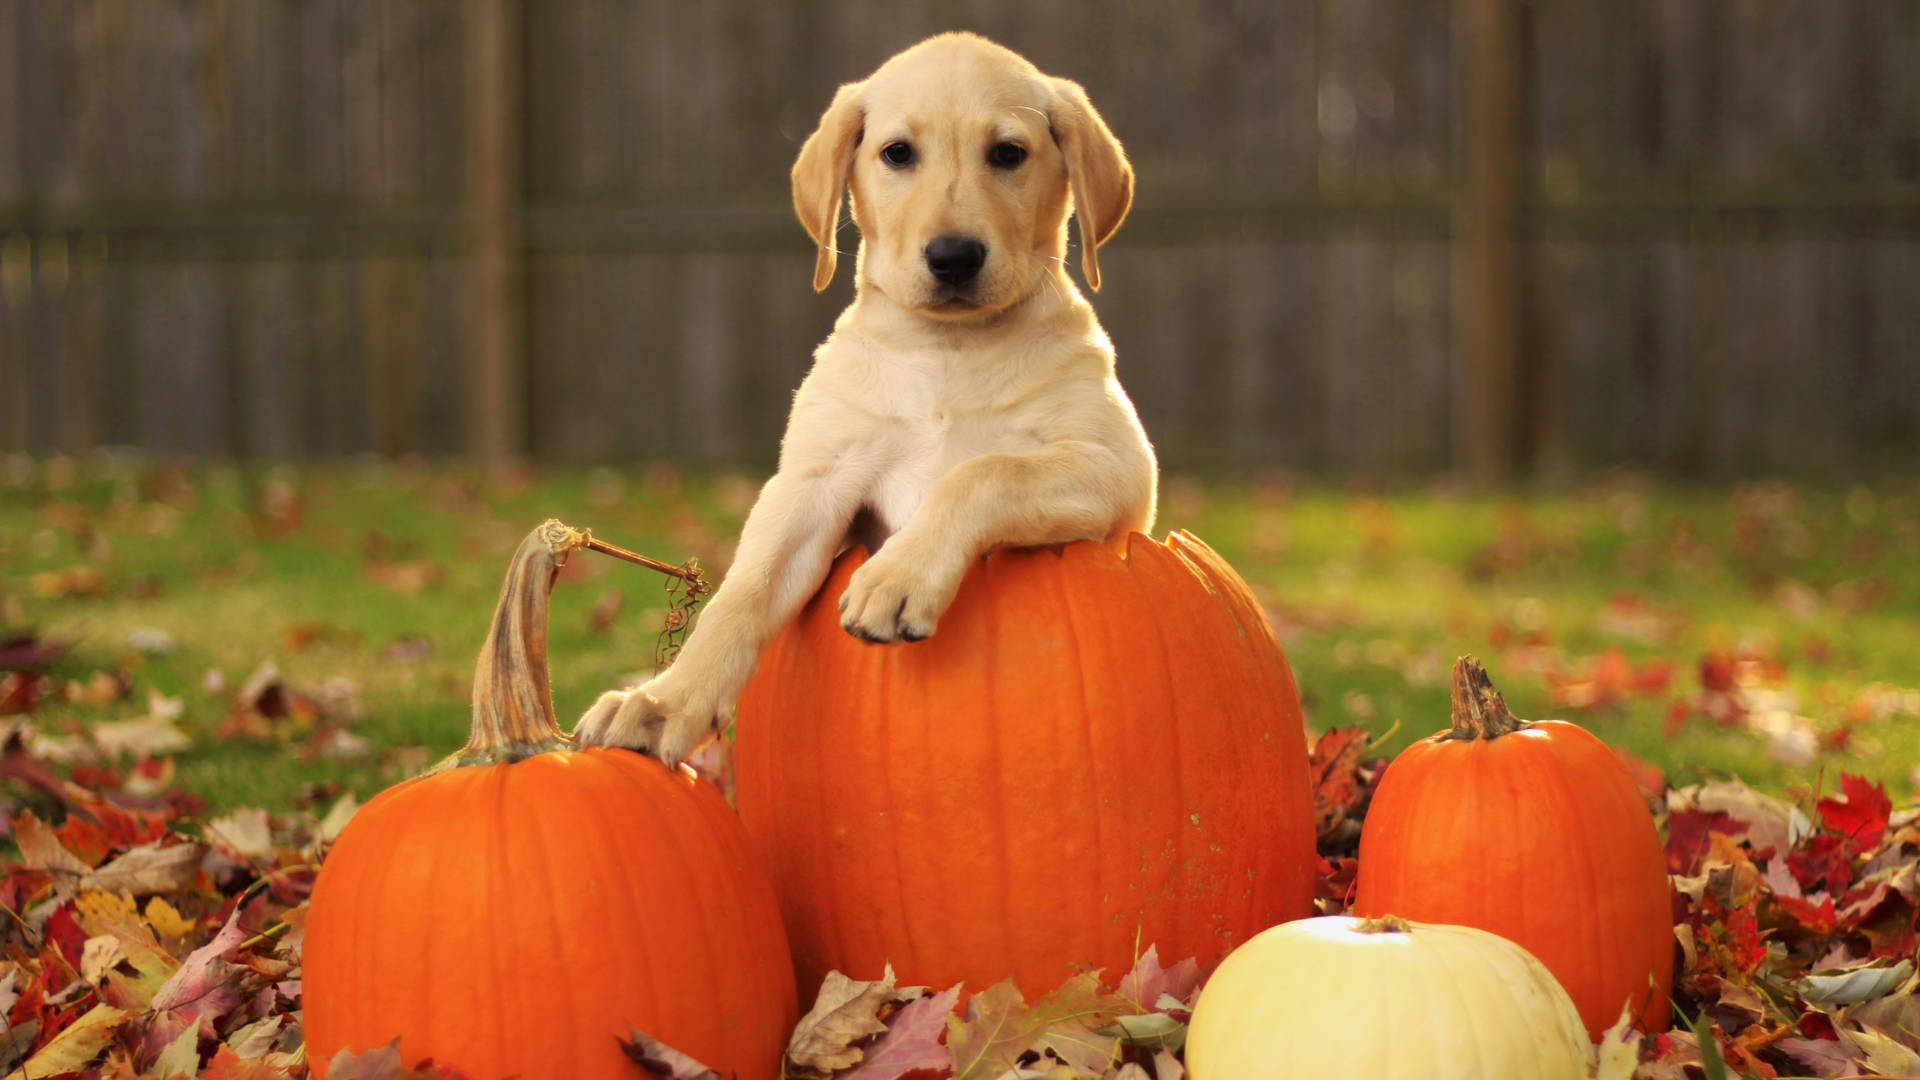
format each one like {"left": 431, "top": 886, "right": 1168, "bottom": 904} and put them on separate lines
{"left": 1666, "top": 807, "right": 1739, "bottom": 874}
{"left": 53, "top": 801, "right": 170, "bottom": 864}
{"left": 1308, "top": 726, "right": 1370, "bottom": 841}
{"left": 1772, "top": 894, "right": 1839, "bottom": 936}
{"left": 1719, "top": 903, "right": 1768, "bottom": 975}
{"left": 1787, "top": 833, "right": 1854, "bottom": 896}
{"left": 1816, "top": 773, "right": 1891, "bottom": 849}
{"left": 1797, "top": 1011, "right": 1838, "bottom": 1040}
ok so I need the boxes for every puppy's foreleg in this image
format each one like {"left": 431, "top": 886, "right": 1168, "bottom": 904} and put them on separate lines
{"left": 576, "top": 460, "right": 869, "bottom": 763}
{"left": 837, "top": 439, "right": 1154, "bottom": 643}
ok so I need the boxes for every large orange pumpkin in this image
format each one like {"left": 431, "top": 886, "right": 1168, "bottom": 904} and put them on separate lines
{"left": 304, "top": 521, "right": 797, "bottom": 1080}
{"left": 1352, "top": 655, "right": 1674, "bottom": 1039}
{"left": 735, "top": 531, "right": 1316, "bottom": 1000}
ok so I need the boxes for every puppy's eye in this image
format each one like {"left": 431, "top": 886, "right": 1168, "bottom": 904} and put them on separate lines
{"left": 988, "top": 142, "right": 1028, "bottom": 169}
{"left": 881, "top": 142, "right": 915, "bottom": 168}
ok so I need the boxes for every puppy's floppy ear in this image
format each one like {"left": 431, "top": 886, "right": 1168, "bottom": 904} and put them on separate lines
{"left": 791, "top": 80, "right": 866, "bottom": 292}
{"left": 1048, "top": 77, "right": 1133, "bottom": 292}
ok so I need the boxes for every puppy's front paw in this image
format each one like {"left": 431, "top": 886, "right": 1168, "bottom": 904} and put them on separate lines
{"left": 839, "top": 549, "right": 959, "bottom": 643}
{"left": 574, "top": 682, "right": 722, "bottom": 768}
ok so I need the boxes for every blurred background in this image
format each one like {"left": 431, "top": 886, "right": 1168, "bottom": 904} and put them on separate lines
{"left": 1, "top": 1, "right": 1915, "bottom": 480}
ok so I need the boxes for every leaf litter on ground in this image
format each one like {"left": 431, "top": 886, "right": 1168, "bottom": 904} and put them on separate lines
{"left": 4, "top": 464, "right": 1920, "bottom": 1077}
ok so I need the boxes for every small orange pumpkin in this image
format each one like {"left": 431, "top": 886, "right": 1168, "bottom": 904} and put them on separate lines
{"left": 735, "top": 532, "right": 1317, "bottom": 1001}
{"left": 1353, "top": 655, "right": 1674, "bottom": 1039}
{"left": 303, "top": 521, "right": 796, "bottom": 1079}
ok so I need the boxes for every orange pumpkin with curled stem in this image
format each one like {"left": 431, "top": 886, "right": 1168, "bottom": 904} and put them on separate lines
{"left": 1353, "top": 655, "right": 1674, "bottom": 1039}
{"left": 303, "top": 520, "right": 795, "bottom": 1079}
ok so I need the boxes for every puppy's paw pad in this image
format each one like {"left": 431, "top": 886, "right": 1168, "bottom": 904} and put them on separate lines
{"left": 839, "top": 559, "right": 947, "bottom": 643}
{"left": 575, "top": 689, "right": 667, "bottom": 754}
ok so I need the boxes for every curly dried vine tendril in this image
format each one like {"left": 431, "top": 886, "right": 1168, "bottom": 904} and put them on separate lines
{"left": 578, "top": 532, "right": 709, "bottom": 672}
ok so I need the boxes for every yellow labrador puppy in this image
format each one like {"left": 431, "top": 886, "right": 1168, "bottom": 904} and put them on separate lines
{"left": 577, "top": 32, "right": 1157, "bottom": 763}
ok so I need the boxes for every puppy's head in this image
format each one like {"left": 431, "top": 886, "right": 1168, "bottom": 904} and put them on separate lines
{"left": 791, "top": 33, "right": 1132, "bottom": 317}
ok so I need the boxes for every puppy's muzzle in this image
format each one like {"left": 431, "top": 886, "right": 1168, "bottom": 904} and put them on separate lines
{"left": 925, "top": 235, "right": 987, "bottom": 287}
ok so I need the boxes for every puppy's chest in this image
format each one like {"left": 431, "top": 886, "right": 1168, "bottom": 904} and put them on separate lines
{"left": 867, "top": 401, "right": 1043, "bottom": 532}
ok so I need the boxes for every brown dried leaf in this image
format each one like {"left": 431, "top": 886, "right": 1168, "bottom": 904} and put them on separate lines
{"left": 786, "top": 966, "right": 911, "bottom": 1073}
{"left": 206, "top": 808, "right": 274, "bottom": 860}
{"left": 622, "top": 1029, "right": 721, "bottom": 1080}
{"left": 86, "top": 841, "right": 207, "bottom": 896}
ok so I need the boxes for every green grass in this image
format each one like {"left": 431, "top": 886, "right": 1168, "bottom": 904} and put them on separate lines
{"left": 2, "top": 454, "right": 1916, "bottom": 811}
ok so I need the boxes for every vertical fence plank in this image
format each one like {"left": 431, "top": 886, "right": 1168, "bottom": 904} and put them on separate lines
{"left": 0, "top": 237, "right": 28, "bottom": 451}
{"left": 464, "top": 0, "right": 525, "bottom": 461}
{"left": 0, "top": 0, "right": 20, "bottom": 202}
{"left": 234, "top": 261, "right": 298, "bottom": 458}
{"left": 300, "top": 0, "right": 346, "bottom": 197}
{"left": 52, "top": 236, "right": 103, "bottom": 453}
{"left": 1455, "top": 0, "right": 1521, "bottom": 482}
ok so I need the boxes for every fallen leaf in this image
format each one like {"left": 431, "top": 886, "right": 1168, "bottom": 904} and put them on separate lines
{"left": 1116, "top": 945, "right": 1200, "bottom": 1012}
{"left": 150, "top": 904, "right": 249, "bottom": 1021}
{"left": 365, "top": 559, "right": 444, "bottom": 593}
{"left": 152, "top": 1023, "right": 201, "bottom": 1077}
{"left": 1817, "top": 773, "right": 1892, "bottom": 848}
{"left": 381, "top": 636, "right": 433, "bottom": 663}
{"left": 321, "top": 1042, "right": 403, "bottom": 1080}
{"left": 590, "top": 588, "right": 624, "bottom": 634}
{"left": 622, "top": 1029, "right": 721, "bottom": 1080}
{"left": 224, "top": 1015, "right": 285, "bottom": 1058}
{"left": 1595, "top": 1005, "right": 1641, "bottom": 1080}
{"left": 145, "top": 896, "right": 197, "bottom": 940}
{"left": 1024, "top": 972, "right": 1125, "bottom": 1071}
{"left": 318, "top": 793, "right": 361, "bottom": 843}
{"left": 86, "top": 841, "right": 207, "bottom": 896}
{"left": 0, "top": 632, "right": 69, "bottom": 670}
{"left": 842, "top": 984, "right": 959, "bottom": 1080}
{"left": 80, "top": 933, "right": 127, "bottom": 984}
{"left": 786, "top": 966, "right": 913, "bottom": 1072}
{"left": 3, "top": 1002, "right": 126, "bottom": 1080}
{"left": 948, "top": 980, "right": 1031, "bottom": 1080}
{"left": 1307, "top": 726, "right": 1370, "bottom": 843}
{"left": 1796, "top": 958, "right": 1914, "bottom": 1008}
{"left": 30, "top": 566, "right": 108, "bottom": 598}
{"left": 206, "top": 809, "right": 274, "bottom": 860}
{"left": 91, "top": 714, "right": 193, "bottom": 758}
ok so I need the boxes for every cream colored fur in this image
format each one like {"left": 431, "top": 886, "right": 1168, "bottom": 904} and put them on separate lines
{"left": 576, "top": 33, "right": 1157, "bottom": 763}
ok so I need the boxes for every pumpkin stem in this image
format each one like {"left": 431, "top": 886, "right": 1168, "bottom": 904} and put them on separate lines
{"left": 428, "top": 519, "right": 588, "bottom": 773}
{"left": 1354, "top": 914, "right": 1415, "bottom": 935}
{"left": 1442, "top": 655, "right": 1530, "bottom": 740}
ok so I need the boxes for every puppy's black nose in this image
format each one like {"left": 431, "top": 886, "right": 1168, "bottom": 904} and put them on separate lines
{"left": 924, "top": 235, "right": 986, "bottom": 287}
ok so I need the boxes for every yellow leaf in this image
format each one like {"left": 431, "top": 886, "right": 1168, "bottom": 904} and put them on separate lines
{"left": 74, "top": 890, "right": 138, "bottom": 929}
{"left": 1595, "top": 1003, "right": 1641, "bottom": 1080}
{"left": 145, "top": 897, "right": 197, "bottom": 940}
{"left": 4, "top": 1002, "right": 127, "bottom": 1080}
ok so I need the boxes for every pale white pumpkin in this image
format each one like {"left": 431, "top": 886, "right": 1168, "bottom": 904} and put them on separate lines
{"left": 1187, "top": 915, "right": 1594, "bottom": 1079}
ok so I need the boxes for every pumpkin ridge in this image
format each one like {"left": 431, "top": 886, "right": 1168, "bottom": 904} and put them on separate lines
{"left": 982, "top": 556, "right": 1017, "bottom": 981}
{"left": 1531, "top": 725, "right": 1615, "bottom": 1029}
{"left": 1052, "top": 550, "right": 1112, "bottom": 971}
{"left": 480, "top": 767, "right": 517, "bottom": 1070}
{"left": 601, "top": 757, "right": 697, "bottom": 1056}
{"left": 1126, "top": 541, "right": 1196, "bottom": 955}
{"left": 876, "top": 620, "right": 913, "bottom": 984}
{"left": 814, "top": 577, "right": 856, "bottom": 978}
{"left": 659, "top": 762, "right": 739, "bottom": 1052}
{"left": 526, "top": 756, "right": 595, "bottom": 1075}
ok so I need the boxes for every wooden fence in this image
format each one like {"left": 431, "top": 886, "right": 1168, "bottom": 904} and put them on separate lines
{"left": 1, "top": 1, "right": 1915, "bottom": 476}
